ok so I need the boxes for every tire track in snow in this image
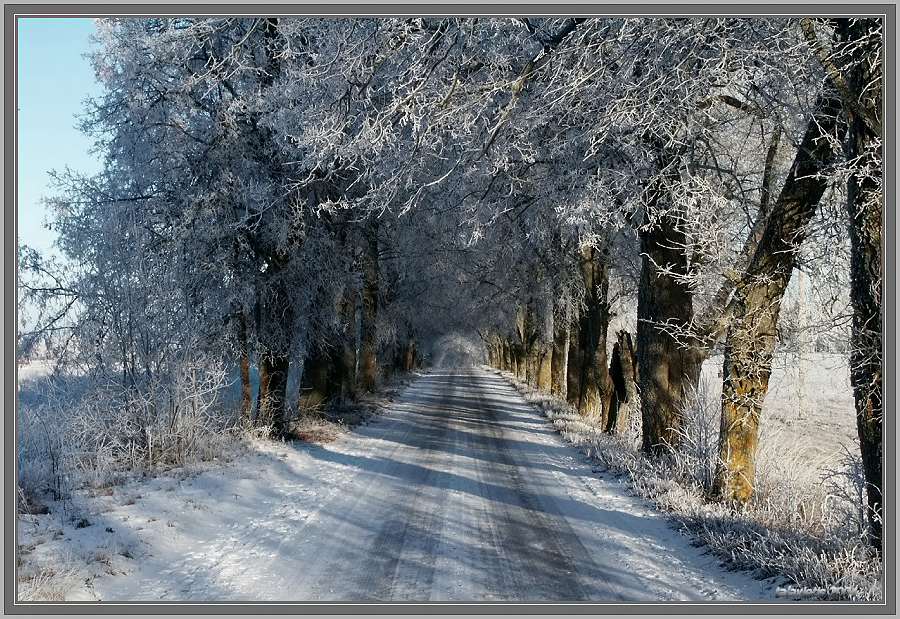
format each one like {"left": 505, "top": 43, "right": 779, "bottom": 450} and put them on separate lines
{"left": 466, "top": 368, "right": 627, "bottom": 601}
{"left": 296, "top": 371, "right": 457, "bottom": 600}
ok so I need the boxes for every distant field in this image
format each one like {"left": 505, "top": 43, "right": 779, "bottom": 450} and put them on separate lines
{"left": 701, "top": 353, "right": 857, "bottom": 474}
{"left": 16, "top": 359, "right": 54, "bottom": 384}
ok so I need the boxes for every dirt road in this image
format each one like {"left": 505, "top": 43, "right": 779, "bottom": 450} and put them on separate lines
{"left": 76, "top": 367, "right": 770, "bottom": 602}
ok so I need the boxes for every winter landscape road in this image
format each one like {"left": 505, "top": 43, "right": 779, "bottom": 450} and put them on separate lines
{"left": 67, "top": 367, "right": 771, "bottom": 602}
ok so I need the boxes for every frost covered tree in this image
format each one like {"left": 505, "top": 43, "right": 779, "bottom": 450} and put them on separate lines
{"left": 799, "top": 16, "right": 883, "bottom": 547}
{"left": 18, "top": 15, "right": 883, "bottom": 546}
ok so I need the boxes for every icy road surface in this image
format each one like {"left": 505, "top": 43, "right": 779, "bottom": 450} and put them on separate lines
{"left": 62, "top": 367, "right": 772, "bottom": 602}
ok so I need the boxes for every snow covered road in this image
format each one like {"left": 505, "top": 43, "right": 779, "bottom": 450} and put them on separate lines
{"left": 57, "top": 367, "right": 773, "bottom": 602}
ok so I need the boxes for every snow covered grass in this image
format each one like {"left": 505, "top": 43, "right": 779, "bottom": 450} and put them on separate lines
{"left": 15, "top": 361, "right": 421, "bottom": 602}
{"left": 494, "top": 355, "right": 882, "bottom": 603}
{"left": 287, "top": 372, "right": 420, "bottom": 443}
{"left": 15, "top": 462, "right": 238, "bottom": 602}
{"left": 16, "top": 358, "right": 249, "bottom": 602}
{"left": 17, "top": 359, "right": 244, "bottom": 505}
{"left": 17, "top": 559, "right": 82, "bottom": 602}
{"left": 287, "top": 413, "right": 345, "bottom": 444}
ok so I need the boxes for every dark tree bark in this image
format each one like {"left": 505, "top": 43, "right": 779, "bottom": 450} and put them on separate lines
{"left": 846, "top": 120, "right": 884, "bottom": 547}
{"left": 502, "top": 337, "right": 513, "bottom": 373}
{"left": 359, "top": 222, "right": 380, "bottom": 392}
{"left": 255, "top": 268, "right": 294, "bottom": 438}
{"left": 258, "top": 350, "right": 290, "bottom": 437}
{"left": 551, "top": 316, "right": 570, "bottom": 398}
{"left": 483, "top": 332, "right": 499, "bottom": 368}
{"left": 713, "top": 89, "right": 843, "bottom": 503}
{"left": 403, "top": 338, "right": 418, "bottom": 371}
{"left": 238, "top": 311, "right": 253, "bottom": 426}
{"left": 515, "top": 338, "right": 527, "bottom": 381}
{"left": 832, "top": 17, "right": 883, "bottom": 547}
{"left": 606, "top": 330, "right": 639, "bottom": 435}
{"left": 299, "top": 345, "right": 338, "bottom": 412}
{"left": 572, "top": 245, "right": 614, "bottom": 424}
{"left": 638, "top": 162, "right": 703, "bottom": 454}
{"left": 389, "top": 330, "right": 418, "bottom": 375}
{"left": 515, "top": 304, "right": 534, "bottom": 383}
{"left": 523, "top": 305, "right": 539, "bottom": 387}
{"left": 254, "top": 351, "right": 269, "bottom": 423}
{"left": 535, "top": 292, "right": 554, "bottom": 392}
{"left": 237, "top": 20, "right": 293, "bottom": 438}
{"left": 566, "top": 317, "right": 582, "bottom": 407}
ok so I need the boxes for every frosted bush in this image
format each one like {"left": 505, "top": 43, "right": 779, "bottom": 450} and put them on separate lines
{"left": 667, "top": 375, "right": 720, "bottom": 493}
{"left": 17, "top": 356, "right": 242, "bottom": 505}
{"left": 17, "top": 563, "right": 81, "bottom": 602}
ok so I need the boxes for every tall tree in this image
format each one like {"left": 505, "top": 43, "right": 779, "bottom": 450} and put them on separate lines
{"left": 807, "top": 17, "right": 884, "bottom": 546}
{"left": 712, "top": 89, "right": 844, "bottom": 503}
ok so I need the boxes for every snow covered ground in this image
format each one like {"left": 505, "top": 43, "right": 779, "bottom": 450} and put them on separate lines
{"left": 17, "top": 367, "right": 776, "bottom": 602}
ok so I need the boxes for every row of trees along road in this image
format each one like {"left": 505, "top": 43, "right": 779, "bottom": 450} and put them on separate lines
{"left": 19, "top": 17, "right": 882, "bottom": 547}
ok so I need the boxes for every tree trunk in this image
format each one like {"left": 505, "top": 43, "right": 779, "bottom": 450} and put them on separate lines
{"left": 536, "top": 348, "right": 552, "bottom": 390}
{"left": 299, "top": 345, "right": 336, "bottom": 412}
{"left": 551, "top": 319, "right": 570, "bottom": 398}
{"left": 713, "top": 90, "right": 843, "bottom": 503}
{"left": 606, "top": 330, "right": 639, "bottom": 435}
{"left": 847, "top": 123, "right": 883, "bottom": 547}
{"left": 515, "top": 342, "right": 527, "bottom": 381}
{"left": 835, "top": 17, "right": 883, "bottom": 547}
{"left": 573, "top": 245, "right": 613, "bottom": 424}
{"left": 519, "top": 301, "right": 545, "bottom": 388}
{"left": 525, "top": 318, "right": 538, "bottom": 387}
{"left": 238, "top": 312, "right": 253, "bottom": 426}
{"left": 299, "top": 283, "right": 356, "bottom": 411}
{"left": 638, "top": 184, "right": 703, "bottom": 454}
{"left": 359, "top": 222, "right": 379, "bottom": 392}
{"left": 486, "top": 333, "right": 499, "bottom": 368}
{"left": 515, "top": 305, "right": 530, "bottom": 382}
{"left": 404, "top": 338, "right": 417, "bottom": 372}
{"left": 536, "top": 293, "right": 554, "bottom": 392}
{"left": 258, "top": 350, "right": 290, "bottom": 437}
{"left": 566, "top": 317, "right": 582, "bottom": 406}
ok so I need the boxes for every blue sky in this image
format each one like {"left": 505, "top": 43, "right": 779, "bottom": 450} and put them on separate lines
{"left": 18, "top": 17, "right": 102, "bottom": 256}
